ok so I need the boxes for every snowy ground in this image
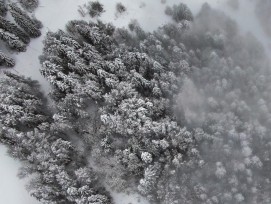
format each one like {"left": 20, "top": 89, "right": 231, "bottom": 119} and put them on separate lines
{"left": 1, "top": 0, "right": 271, "bottom": 203}
{"left": 0, "top": 146, "right": 39, "bottom": 204}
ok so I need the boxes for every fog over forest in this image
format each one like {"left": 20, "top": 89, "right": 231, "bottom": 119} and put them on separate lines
{"left": 1, "top": 0, "right": 271, "bottom": 204}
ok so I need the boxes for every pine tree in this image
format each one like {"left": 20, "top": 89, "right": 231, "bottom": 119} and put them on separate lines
{"left": 9, "top": 3, "right": 41, "bottom": 38}
{"left": 0, "top": 51, "right": 15, "bottom": 67}
{"left": 9, "top": 3, "right": 41, "bottom": 27}
{"left": 88, "top": 1, "right": 105, "bottom": 18}
{"left": 41, "top": 18, "right": 197, "bottom": 203}
{"left": 0, "top": 72, "right": 113, "bottom": 204}
{"left": 0, "top": 16, "right": 30, "bottom": 44}
{"left": 0, "top": 0, "right": 7, "bottom": 16}
{"left": 19, "top": 0, "right": 39, "bottom": 12}
{"left": 0, "top": 28, "right": 26, "bottom": 51}
{"left": 0, "top": 72, "right": 49, "bottom": 131}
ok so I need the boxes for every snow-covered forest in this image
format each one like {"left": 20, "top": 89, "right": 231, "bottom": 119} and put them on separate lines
{"left": 1, "top": 0, "right": 271, "bottom": 204}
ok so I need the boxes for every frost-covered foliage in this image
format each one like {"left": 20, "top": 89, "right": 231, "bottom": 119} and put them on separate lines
{"left": 88, "top": 1, "right": 105, "bottom": 17}
{"left": 9, "top": 3, "right": 41, "bottom": 38}
{"left": 39, "top": 3, "right": 271, "bottom": 203}
{"left": 0, "top": 72, "right": 112, "bottom": 204}
{"left": 0, "top": 51, "right": 15, "bottom": 67}
{"left": 0, "top": 28, "right": 26, "bottom": 51}
{"left": 0, "top": 72, "right": 49, "bottom": 131}
{"left": 40, "top": 9, "right": 197, "bottom": 202}
{"left": 0, "top": 2, "right": 42, "bottom": 68}
{"left": 0, "top": 16, "right": 30, "bottom": 44}
{"left": 2, "top": 1, "right": 271, "bottom": 204}
{"left": 19, "top": 0, "right": 39, "bottom": 12}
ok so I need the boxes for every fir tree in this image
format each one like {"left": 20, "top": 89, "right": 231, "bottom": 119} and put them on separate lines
{"left": 0, "top": 0, "right": 7, "bottom": 16}
{"left": 0, "top": 72, "right": 113, "bottom": 204}
{"left": 40, "top": 18, "right": 197, "bottom": 203}
{"left": 0, "top": 51, "right": 15, "bottom": 67}
{"left": 0, "top": 16, "right": 30, "bottom": 44}
{"left": 19, "top": 0, "right": 39, "bottom": 12}
{"left": 88, "top": 1, "right": 105, "bottom": 17}
{"left": 9, "top": 3, "right": 41, "bottom": 38}
{"left": 0, "top": 28, "right": 26, "bottom": 51}
{"left": 0, "top": 72, "right": 49, "bottom": 131}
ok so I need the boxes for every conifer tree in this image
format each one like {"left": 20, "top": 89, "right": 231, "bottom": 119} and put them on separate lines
{"left": 0, "top": 16, "right": 30, "bottom": 44}
{"left": 9, "top": 3, "right": 41, "bottom": 38}
{"left": 0, "top": 0, "right": 7, "bottom": 16}
{"left": 19, "top": 0, "right": 39, "bottom": 12}
{"left": 88, "top": 1, "right": 105, "bottom": 17}
{"left": 0, "top": 28, "right": 26, "bottom": 51}
{"left": 0, "top": 51, "right": 15, "bottom": 67}
{"left": 0, "top": 72, "right": 49, "bottom": 131}
{"left": 0, "top": 72, "right": 112, "bottom": 204}
{"left": 40, "top": 18, "right": 197, "bottom": 203}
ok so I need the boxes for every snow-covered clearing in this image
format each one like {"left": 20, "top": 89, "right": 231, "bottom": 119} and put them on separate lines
{"left": 0, "top": 146, "right": 39, "bottom": 204}
{"left": 1, "top": 0, "right": 270, "bottom": 203}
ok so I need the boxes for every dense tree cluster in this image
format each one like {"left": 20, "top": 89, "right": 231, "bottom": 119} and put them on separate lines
{"left": 0, "top": 1, "right": 42, "bottom": 68}
{"left": 39, "top": 5, "right": 198, "bottom": 202}
{"left": 0, "top": 72, "right": 112, "bottom": 204}
{"left": 2, "top": 2, "right": 271, "bottom": 204}
{"left": 40, "top": 2, "right": 271, "bottom": 203}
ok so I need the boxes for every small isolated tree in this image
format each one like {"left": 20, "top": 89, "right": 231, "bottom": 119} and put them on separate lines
{"left": 19, "top": 0, "right": 39, "bottom": 12}
{"left": 116, "top": 2, "right": 126, "bottom": 14}
{"left": 88, "top": 1, "right": 104, "bottom": 17}
{"left": 165, "top": 3, "right": 193, "bottom": 22}
{"left": 0, "top": 0, "right": 7, "bottom": 16}
{"left": 0, "top": 51, "right": 15, "bottom": 67}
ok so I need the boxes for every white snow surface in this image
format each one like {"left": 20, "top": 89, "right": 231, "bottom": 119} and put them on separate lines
{"left": 1, "top": 0, "right": 271, "bottom": 204}
{"left": 111, "top": 192, "right": 149, "bottom": 204}
{"left": 0, "top": 145, "right": 39, "bottom": 204}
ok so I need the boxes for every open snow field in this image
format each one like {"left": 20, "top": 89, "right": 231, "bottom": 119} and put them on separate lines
{"left": 1, "top": 0, "right": 271, "bottom": 203}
